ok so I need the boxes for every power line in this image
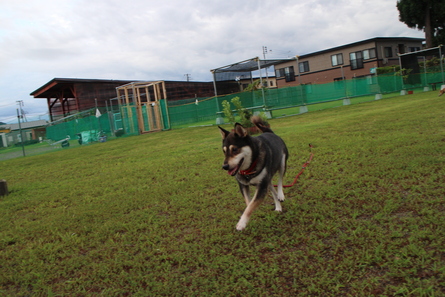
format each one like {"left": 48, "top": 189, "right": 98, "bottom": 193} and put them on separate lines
{"left": 0, "top": 102, "right": 16, "bottom": 108}
{"left": 0, "top": 115, "right": 18, "bottom": 123}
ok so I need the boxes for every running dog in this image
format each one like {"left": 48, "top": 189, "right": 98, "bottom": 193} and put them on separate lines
{"left": 439, "top": 88, "right": 445, "bottom": 96}
{"left": 218, "top": 116, "right": 289, "bottom": 230}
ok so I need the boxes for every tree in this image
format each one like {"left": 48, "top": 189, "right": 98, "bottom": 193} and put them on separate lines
{"left": 397, "top": 0, "right": 445, "bottom": 48}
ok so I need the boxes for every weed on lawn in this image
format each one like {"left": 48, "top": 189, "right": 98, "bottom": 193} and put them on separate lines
{"left": 0, "top": 92, "right": 444, "bottom": 296}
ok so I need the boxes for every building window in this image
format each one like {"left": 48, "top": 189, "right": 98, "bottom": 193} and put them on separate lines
{"left": 384, "top": 47, "right": 393, "bottom": 58}
{"left": 285, "top": 66, "right": 295, "bottom": 82}
{"left": 331, "top": 54, "right": 343, "bottom": 66}
{"left": 409, "top": 47, "right": 420, "bottom": 52}
{"left": 350, "top": 51, "right": 364, "bottom": 70}
{"left": 363, "top": 48, "right": 376, "bottom": 60}
{"left": 275, "top": 66, "right": 295, "bottom": 82}
{"left": 299, "top": 61, "right": 309, "bottom": 73}
{"left": 275, "top": 68, "right": 285, "bottom": 78}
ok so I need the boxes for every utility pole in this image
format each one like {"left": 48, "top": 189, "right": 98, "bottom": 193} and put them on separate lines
{"left": 262, "top": 46, "right": 269, "bottom": 88}
{"left": 262, "top": 46, "right": 268, "bottom": 59}
{"left": 184, "top": 74, "right": 191, "bottom": 82}
{"left": 16, "top": 100, "right": 27, "bottom": 122}
{"left": 16, "top": 108, "right": 25, "bottom": 157}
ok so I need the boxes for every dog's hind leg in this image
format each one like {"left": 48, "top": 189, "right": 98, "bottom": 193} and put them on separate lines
{"left": 236, "top": 182, "right": 268, "bottom": 231}
{"left": 268, "top": 183, "right": 282, "bottom": 212}
{"left": 238, "top": 183, "right": 251, "bottom": 206}
{"left": 276, "top": 154, "right": 287, "bottom": 202}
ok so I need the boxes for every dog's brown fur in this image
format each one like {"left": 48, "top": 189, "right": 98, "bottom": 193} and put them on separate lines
{"left": 439, "top": 89, "right": 445, "bottom": 96}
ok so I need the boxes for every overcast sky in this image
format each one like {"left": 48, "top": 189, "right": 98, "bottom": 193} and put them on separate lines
{"left": 0, "top": 0, "right": 423, "bottom": 123}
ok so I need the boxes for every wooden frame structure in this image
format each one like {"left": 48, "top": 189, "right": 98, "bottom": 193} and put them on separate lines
{"left": 116, "top": 81, "right": 169, "bottom": 134}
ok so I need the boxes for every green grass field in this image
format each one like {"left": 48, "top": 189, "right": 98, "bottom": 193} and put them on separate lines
{"left": 1, "top": 91, "right": 444, "bottom": 296}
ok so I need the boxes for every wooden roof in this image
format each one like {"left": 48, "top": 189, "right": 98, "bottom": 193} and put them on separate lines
{"left": 30, "top": 78, "right": 135, "bottom": 98}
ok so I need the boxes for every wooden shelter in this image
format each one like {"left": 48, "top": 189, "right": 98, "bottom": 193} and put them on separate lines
{"left": 30, "top": 78, "right": 134, "bottom": 121}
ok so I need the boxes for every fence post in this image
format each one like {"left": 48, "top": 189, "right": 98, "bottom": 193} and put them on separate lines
{"left": 0, "top": 179, "right": 8, "bottom": 196}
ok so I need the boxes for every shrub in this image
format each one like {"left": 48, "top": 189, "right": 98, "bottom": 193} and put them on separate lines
{"left": 221, "top": 97, "right": 253, "bottom": 127}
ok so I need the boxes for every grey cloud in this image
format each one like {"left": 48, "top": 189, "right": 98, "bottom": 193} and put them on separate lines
{"left": 0, "top": 0, "right": 424, "bottom": 121}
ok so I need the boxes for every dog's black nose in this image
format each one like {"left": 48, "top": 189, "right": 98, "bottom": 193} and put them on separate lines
{"left": 222, "top": 164, "right": 229, "bottom": 170}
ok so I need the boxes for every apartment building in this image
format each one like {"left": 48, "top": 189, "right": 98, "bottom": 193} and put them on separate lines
{"left": 275, "top": 37, "right": 424, "bottom": 87}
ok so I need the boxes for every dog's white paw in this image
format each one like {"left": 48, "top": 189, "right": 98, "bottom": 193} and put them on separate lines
{"left": 236, "top": 217, "right": 248, "bottom": 231}
{"left": 236, "top": 224, "right": 245, "bottom": 231}
{"left": 277, "top": 195, "right": 285, "bottom": 202}
{"left": 274, "top": 205, "right": 282, "bottom": 212}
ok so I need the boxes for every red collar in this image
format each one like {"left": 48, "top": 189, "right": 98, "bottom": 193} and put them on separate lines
{"left": 239, "top": 158, "right": 258, "bottom": 175}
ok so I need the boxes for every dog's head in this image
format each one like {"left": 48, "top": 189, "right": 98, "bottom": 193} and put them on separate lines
{"left": 218, "top": 123, "right": 253, "bottom": 176}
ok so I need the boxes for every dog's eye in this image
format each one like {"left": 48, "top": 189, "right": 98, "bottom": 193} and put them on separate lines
{"left": 232, "top": 147, "right": 238, "bottom": 153}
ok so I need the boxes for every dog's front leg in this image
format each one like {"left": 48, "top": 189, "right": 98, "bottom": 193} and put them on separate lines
{"left": 268, "top": 183, "right": 282, "bottom": 212}
{"left": 276, "top": 154, "right": 287, "bottom": 202}
{"left": 238, "top": 183, "right": 250, "bottom": 206}
{"left": 236, "top": 182, "right": 268, "bottom": 231}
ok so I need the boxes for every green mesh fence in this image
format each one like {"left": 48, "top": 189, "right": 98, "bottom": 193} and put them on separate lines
{"left": 167, "top": 97, "right": 218, "bottom": 126}
{"left": 45, "top": 71, "right": 445, "bottom": 135}
{"left": 46, "top": 101, "right": 172, "bottom": 142}
{"left": 159, "top": 99, "right": 171, "bottom": 130}
{"left": 119, "top": 105, "right": 139, "bottom": 135}
{"left": 166, "top": 71, "right": 444, "bottom": 127}
{"left": 46, "top": 108, "right": 115, "bottom": 143}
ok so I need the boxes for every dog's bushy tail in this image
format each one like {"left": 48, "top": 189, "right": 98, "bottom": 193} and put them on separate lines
{"left": 251, "top": 115, "right": 274, "bottom": 133}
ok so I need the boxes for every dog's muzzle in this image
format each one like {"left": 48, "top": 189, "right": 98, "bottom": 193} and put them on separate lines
{"left": 222, "top": 158, "right": 244, "bottom": 176}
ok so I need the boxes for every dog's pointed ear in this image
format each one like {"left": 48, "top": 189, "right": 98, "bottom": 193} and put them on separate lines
{"left": 234, "top": 123, "right": 248, "bottom": 138}
{"left": 218, "top": 126, "right": 229, "bottom": 139}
